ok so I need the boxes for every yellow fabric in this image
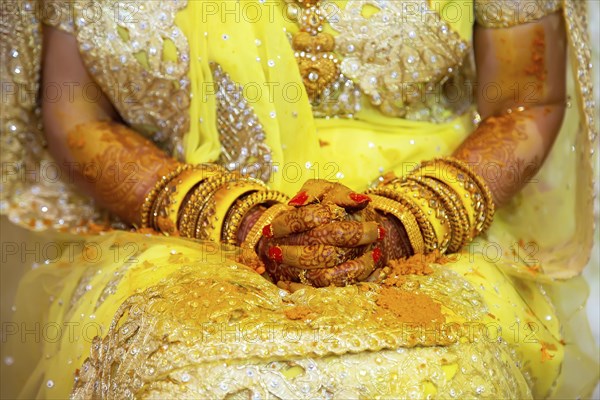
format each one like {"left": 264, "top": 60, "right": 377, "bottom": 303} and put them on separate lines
{"left": 4, "top": 232, "right": 564, "bottom": 399}
{"left": 177, "top": 0, "right": 475, "bottom": 195}
{"left": 2, "top": 0, "right": 598, "bottom": 399}
{"left": 176, "top": 0, "right": 593, "bottom": 281}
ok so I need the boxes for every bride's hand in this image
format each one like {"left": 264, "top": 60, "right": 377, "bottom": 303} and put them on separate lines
{"left": 258, "top": 179, "right": 387, "bottom": 287}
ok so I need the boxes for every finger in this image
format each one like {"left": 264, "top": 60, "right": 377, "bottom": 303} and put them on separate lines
{"left": 365, "top": 268, "right": 385, "bottom": 282}
{"left": 288, "top": 180, "right": 371, "bottom": 209}
{"left": 263, "top": 254, "right": 301, "bottom": 283}
{"left": 265, "top": 203, "right": 346, "bottom": 238}
{"left": 273, "top": 221, "right": 383, "bottom": 247}
{"left": 268, "top": 244, "right": 361, "bottom": 269}
{"left": 350, "top": 204, "right": 379, "bottom": 223}
{"left": 273, "top": 248, "right": 381, "bottom": 287}
{"left": 322, "top": 185, "right": 371, "bottom": 210}
{"left": 288, "top": 179, "right": 333, "bottom": 206}
{"left": 303, "top": 249, "right": 380, "bottom": 287}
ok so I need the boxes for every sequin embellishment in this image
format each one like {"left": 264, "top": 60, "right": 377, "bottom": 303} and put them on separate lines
{"left": 329, "top": 0, "right": 471, "bottom": 120}
{"left": 212, "top": 64, "right": 273, "bottom": 182}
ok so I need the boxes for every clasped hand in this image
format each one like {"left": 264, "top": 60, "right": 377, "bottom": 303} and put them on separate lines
{"left": 258, "top": 179, "right": 389, "bottom": 287}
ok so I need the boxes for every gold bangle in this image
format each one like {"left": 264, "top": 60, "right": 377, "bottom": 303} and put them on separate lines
{"left": 139, "top": 164, "right": 190, "bottom": 229}
{"left": 178, "top": 168, "right": 231, "bottom": 238}
{"left": 396, "top": 181, "right": 451, "bottom": 253}
{"left": 241, "top": 203, "right": 292, "bottom": 252}
{"left": 417, "top": 158, "right": 493, "bottom": 237}
{"left": 370, "top": 195, "right": 425, "bottom": 255}
{"left": 191, "top": 174, "right": 240, "bottom": 240}
{"left": 158, "top": 168, "right": 226, "bottom": 235}
{"left": 367, "top": 183, "right": 436, "bottom": 252}
{"left": 208, "top": 180, "right": 268, "bottom": 243}
{"left": 377, "top": 187, "right": 437, "bottom": 252}
{"left": 406, "top": 176, "right": 470, "bottom": 253}
{"left": 441, "top": 157, "right": 495, "bottom": 233}
{"left": 222, "top": 189, "right": 290, "bottom": 245}
{"left": 178, "top": 182, "right": 204, "bottom": 238}
{"left": 152, "top": 185, "right": 172, "bottom": 232}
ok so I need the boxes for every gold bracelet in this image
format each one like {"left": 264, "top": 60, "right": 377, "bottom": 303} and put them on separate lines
{"left": 178, "top": 167, "right": 231, "bottom": 237}
{"left": 207, "top": 180, "right": 268, "bottom": 243}
{"left": 370, "top": 195, "right": 425, "bottom": 255}
{"left": 152, "top": 185, "right": 173, "bottom": 232}
{"left": 157, "top": 167, "right": 226, "bottom": 235}
{"left": 190, "top": 174, "right": 240, "bottom": 240}
{"left": 222, "top": 190, "right": 290, "bottom": 245}
{"left": 417, "top": 158, "right": 494, "bottom": 237}
{"left": 406, "top": 176, "right": 470, "bottom": 253}
{"left": 178, "top": 182, "right": 205, "bottom": 238}
{"left": 217, "top": 180, "right": 273, "bottom": 242}
{"left": 139, "top": 164, "right": 190, "bottom": 229}
{"left": 394, "top": 181, "right": 451, "bottom": 253}
{"left": 241, "top": 203, "right": 292, "bottom": 252}
{"left": 441, "top": 157, "right": 495, "bottom": 232}
{"left": 367, "top": 186, "right": 436, "bottom": 252}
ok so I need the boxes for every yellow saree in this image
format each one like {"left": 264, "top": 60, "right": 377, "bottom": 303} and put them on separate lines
{"left": 1, "top": 0, "right": 598, "bottom": 398}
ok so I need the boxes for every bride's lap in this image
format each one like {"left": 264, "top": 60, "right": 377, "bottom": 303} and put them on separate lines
{"left": 4, "top": 231, "right": 558, "bottom": 398}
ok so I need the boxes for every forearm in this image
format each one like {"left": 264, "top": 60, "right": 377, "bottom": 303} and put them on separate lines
{"left": 41, "top": 25, "right": 178, "bottom": 225}
{"left": 63, "top": 121, "right": 180, "bottom": 225}
{"left": 453, "top": 103, "right": 564, "bottom": 207}
{"left": 458, "top": 11, "right": 567, "bottom": 207}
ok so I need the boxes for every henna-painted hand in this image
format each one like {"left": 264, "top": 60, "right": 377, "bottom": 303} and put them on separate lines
{"left": 256, "top": 179, "right": 389, "bottom": 287}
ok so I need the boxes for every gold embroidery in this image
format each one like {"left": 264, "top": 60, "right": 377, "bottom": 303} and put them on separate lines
{"left": 562, "top": 0, "right": 597, "bottom": 146}
{"left": 291, "top": 0, "right": 341, "bottom": 101}
{"left": 329, "top": 0, "right": 472, "bottom": 120}
{"left": 71, "top": 0, "right": 190, "bottom": 159}
{"left": 1, "top": 0, "right": 108, "bottom": 231}
{"left": 212, "top": 64, "right": 273, "bottom": 182}
{"left": 70, "top": 264, "right": 529, "bottom": 398}
{"left": 475, "top": 0, "right": 562, "bottom": 28}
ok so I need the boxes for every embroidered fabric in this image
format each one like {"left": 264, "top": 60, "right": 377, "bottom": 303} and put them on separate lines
{"left": 1, "top": 0, "right": 106, "bottom": 231}
{"left": 212, "top": 64, "right": 273, "bottom": 181}
{"left": 329, "top": 0, "right": 473, "bottom": 121}
{"left": 69, "top": 263, "right": 529, "bottom": 399}
{"left": 475, "top": 0, "right": 563, "bottom": 28}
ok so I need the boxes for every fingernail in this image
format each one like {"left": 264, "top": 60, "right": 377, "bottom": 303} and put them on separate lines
{"left": 288, "top": 191, "right": 309, "bottom": 206}
{"left": 268, "top": 246, "right": 283, "bottom": 263}
{"left": 349, "top": 193, "right": 371, "bottom": 203}
{"left": 372, "top": 248, "right": 382, "bottom": 263}
{"left": 262, "top": 224, "right": 274, "bottom": 238}
{"left": 377, "top": 226, "right": 386, "bottom": 241}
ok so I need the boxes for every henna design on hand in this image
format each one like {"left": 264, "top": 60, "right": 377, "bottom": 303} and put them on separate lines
{"left": 269, "top": 203, "right": 346, "bottom": 238}
{"left": 269, "top": 244, "right": 363, "bottom": 269}
{"left": 453, "top": 113, "right": 540, "bottom": 206}
{"left": 272, "top": 221, "right": 380, "bottom": 247}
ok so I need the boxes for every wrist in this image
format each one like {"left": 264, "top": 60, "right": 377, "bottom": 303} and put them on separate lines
{"left": 377, "top": 212, "right": 412, "bottom": 261}
{"left": 236, "top": 205, "right": 267, "bottom": 245}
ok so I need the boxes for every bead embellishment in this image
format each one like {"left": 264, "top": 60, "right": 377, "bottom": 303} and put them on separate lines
{"left": 291, "top": 1, "right": 341, "bottom": 103}
{"left": 212, "top": 64, "right": 273, "bottom": 182}
{"left": 329, "top": 0, "right": 472, "bottom": 120}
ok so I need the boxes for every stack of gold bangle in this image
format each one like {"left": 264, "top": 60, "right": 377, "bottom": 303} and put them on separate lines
{"left": 140, "top": 164, "right": 191, "bottom": 229}
{"left": 366, "top": 157, "right": 495, "bottom": 254}
{"left": 139, "top": 163, "right": 290, "bottom": 244}
{"left": 223, "top": 190, "right": 290, "bottom": 245}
